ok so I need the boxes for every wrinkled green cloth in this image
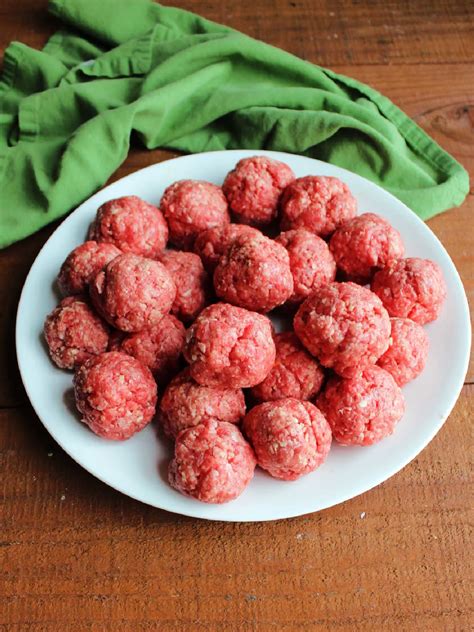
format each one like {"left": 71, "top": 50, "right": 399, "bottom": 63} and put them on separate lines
{"left": 0, "top": 0, "right": 469, "bottom": 248}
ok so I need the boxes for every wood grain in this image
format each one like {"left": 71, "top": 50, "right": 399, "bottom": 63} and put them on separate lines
{"left": 0, "top": 1, "right": 473, "bottom": 630}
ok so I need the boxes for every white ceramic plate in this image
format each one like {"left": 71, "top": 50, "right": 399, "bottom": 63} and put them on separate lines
{"left": 16, "top": 150, "right": 471, "bottom": 522}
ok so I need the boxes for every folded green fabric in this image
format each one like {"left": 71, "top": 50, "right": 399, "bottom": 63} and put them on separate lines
{"left": 0, "top": 0, "right": 469, "bottom": 248}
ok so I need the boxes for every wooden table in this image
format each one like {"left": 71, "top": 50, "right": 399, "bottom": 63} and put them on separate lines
{"left": 1, "top": 1, "right": 472, "bottom": 629}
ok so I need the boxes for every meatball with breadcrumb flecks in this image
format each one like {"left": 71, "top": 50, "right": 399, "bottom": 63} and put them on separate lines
{"left": 90, "top": 196, "right": 168, "bottom": 258}
{"left": 223, "top": 155, "right": 295, "bottom": 226}
{"left": 57, "top": 241, "right": 121, "bottom": 296}
{"left": 243, "top": 398, "right": 332, "bottom": 481}
{"left": 214, "top": 233, "right": 293, "bottom": 312}
{"left": 160, "top": 250, "right": 210, "bottom": 322}
{"left": 184, "top": 303, "right": 276, "bottom": 388}
{"left": 160, "top": 180, "right": 229, "bottom": 249}
{"left": 317, "top": 366, "right": 405, "bottom": 446}
{"left": 44, "top": 296, "right": 109, "bottom": 370}
{"left": 275, "top": 229, "right": 336, "bottom": 305}
{"left": 108, "top": 314, "right": 185, "bottom": 384}
{"left": 250, "top": 332, "right": 325, "bottom": 402}
{"left": 169, "top": 420, "right": 256, "bottom": 503}
{"left": 90, "top": 253, "right": 176, "bottom": 332}
{"left": 73, "top": 351, "right": 157, "bottom": 440}
{"left": 159, "top": 368, "right": 245, "bottom": 438}
{"left": 280, "top": 175, "right": 357, "bottom": 237}
{"left": 329, "top": 213, "right": 404, "bottom": 284}
{"left": 293, "top": 282, "right": 390, "bottom": 377}
{"left": 371, "top": 257, "right": 447, "bottom": 324}
{"left": 377, "top": 317, "right": 429, "bottom": 386}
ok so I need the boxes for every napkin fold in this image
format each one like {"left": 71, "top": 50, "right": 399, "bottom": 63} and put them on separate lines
{"left": 0, "top": 0, "right": 469, "bottom": 248}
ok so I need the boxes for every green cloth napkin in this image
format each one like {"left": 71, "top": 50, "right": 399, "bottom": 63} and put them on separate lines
{"left": 0, "top": 0, "right": 469, "bottom": 248}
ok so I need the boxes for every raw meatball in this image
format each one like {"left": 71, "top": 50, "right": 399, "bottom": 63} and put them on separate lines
{"left": 160, "top": 250, "right": 210, "bottom": 322}
{"left": 90, "top": 253, "right": 176, "bottom": 332}
{"left": 371, "top": 257, "right": 447, "bottom": 324}
{"left": 90, "top": 196, "right": 168, "bottom": 258}
{"left": 44, "top": 296, "right": 109, "bottom": 370}
{"left": 243, "top": 398, "right": 332, "bottom": 481}
{"left": 329, "top": 213, "right": 404, "bottom": 283}
{"left": 280, "top": 175, "right": 357, "bottom": 237}
{"left": 294, "top": 282, "right": 390, "bottom": 377}
{"left": 160, "top": 180, "right": 229, "bottom": 249}
{"left": 250, "top": 332, "right": 325, "bottom": 402}
{"left": 57, "top": 241, "right": 121, "bottom": 296}
{"left": 275, "top": 229, "right": 336, "bottom": 304}
{"left": 222, "top": 155, "right": 295, "bottom": 226}
{"left": 108, "top": 314, "right": 185, "bottom": 384}
{"left": 214, "top": 233, "right": 293, "bottom": 312}
{"left": 377, "top": 317, "right": 429, "bottom": 386}
{"left": 317, "top": 366, "right": 405, "bottom": 446}
{"left": 158, "top": 368, "right": 246, "bottom": 438}
{"left": 184, "top": 303, "right": 276, "bottom": 388}
{"left": 168, "top": 420, "right": 256, "bottom": 503}
{"left": 73, "top": 351, "right": 157, "bottom": 440}
{"left": 194, "top": 224, "right": 261, "bottom": 272}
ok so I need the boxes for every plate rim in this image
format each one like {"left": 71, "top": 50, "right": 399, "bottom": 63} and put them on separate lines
{"left": 15, "top": 149, "right": 472, "bottom": 522}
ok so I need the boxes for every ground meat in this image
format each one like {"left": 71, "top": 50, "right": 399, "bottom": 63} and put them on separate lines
{"left": 250, "top": 332, "right": 325, "bottom": 402}
{"left": 90, "top": 253, "right": 176, "bottom": 332}
{"left": 275, "top": 229, "right": 337, "bottom": 304}
{"left": 194, "top": 224, "right": 261, "bottom": 272}
{"left": 168, "top": 420, "right": 256, "bottom": 503}
{"left": 280, "top": 175, "right": 357, "bottom": 237}
{"left": 222, "top": 155, "right": 295, "bottom": 226}
{"left": 90, "top": 196, "right": 168, "bottom": 258}
{"left": 371, "top": 257, "right": 447, "bottom": 324}
{"left": 184, "top": 303, "right": 276, "bottom": 388}
{"left": 158, "top": 368, "right": 246, "bottom": 438}
{"left": 293, "top": 282, "right": 390, "bottom": 377}
{"left": 377, "top": 317, "right": 429, "bottom": 386}
{"left": 160, "top": 180, "right": 230, "bottom": 249}
{"left": 243, "top": 398, "right": 331, "bottom": 481}
{"left": 159, "top": 250, "right": 210, "bottom": 322}
{"left": 329, "top": 213, "right": 405, "bottom": 283}
{"left": 73, "top": 351, "right": 157, "bottom": 440}
{"left": 214, "top": 233, "right": 294, "bottom": 312}
{"left": 316, "top": 366, "right": 405, "bottom": 446}
{"left": 44, "top": 296, "right": 109, "bottom": 370}
{"left": 108, "top": 314, "right": 185, "bottom": 385}
{"left": 57, "top": 241, "right": 121, "bottom": 296}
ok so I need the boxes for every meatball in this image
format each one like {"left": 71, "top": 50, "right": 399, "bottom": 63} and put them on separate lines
{"left": 280, "top": 175, "right": 357, "bottom": 237}
{"left": 371, "top": 257, "right": 447, "bottom": 324}
{"left": 44, "top": 296, "right": 109, "bottom": 370}
{"left": 184, "top": 303, "right": 276, "bottom": 388}
{"left": 275, "top": 229, "right": 336, "bottom": 304}
{"left": 158, "top": 368, "right": 246, "bottom": 438}
{"left": 90, "top": 253, "right": 176, "bottom": 332}
{"left": 168, "top": 420, "right": 256, "bottom": 503}
{"left": 222, "top": 155, "right": 295, "bottom": 226}
{"left": 108, "top": 314, "right": 185, "bottom": 384}
{"left": 214, "top": 233, "right": 294, "bottom": 312}
{"left": 194, "top": 224, "right": 261, "bottom": 272}
{"left": 377, "top": 317, "right": 429, "bottom": 386}
{"left": 243, "top": 399, "right": 332, "bottom": 481}
{"left": 294, "top": 282, "right": 390, "bottom": 377}
{"left": 57, "top": 241, "right": 121, "bottom": 296}
{"left": 90, "top": 196, "right": 168, "bottom": 258}
{"left": 317, "top": 366, "right": 405, "bottom": 446}
{"left": 250, "top": 332, "right": 325, "bottom": 402}
{"left": 73, "top": 351, "right": 157, "bottom": 440}
{"left": 160, "top": 180, "right": 229, "bottom": 249}
{"left": 329, "top": 213, "right": 405, "bottom": 283}
{"left": 160, "top": 250, "right": 210, "bottom": 322}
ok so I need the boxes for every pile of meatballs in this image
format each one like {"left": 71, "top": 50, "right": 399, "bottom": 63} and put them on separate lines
{"left": 44, "top": 155, "right": 447, "bottom": 504}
